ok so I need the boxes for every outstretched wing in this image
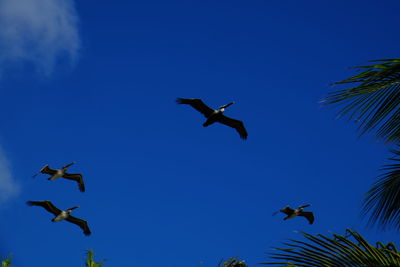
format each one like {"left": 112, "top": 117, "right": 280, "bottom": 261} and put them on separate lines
{"left": 26, "top": 200, "right": 62, "bottom": 216}
{"left": 66, "top": 215, "right": 91, "bottom": 236}
{"left": 280, "top": 206, "right": 294, "bottom": 216}
{"left": 218, "top": 115, "right": 248, "bottom": 139}
{"left": 299, "top": 211, "right": 314, "bottom": 224}
{"left": 62, "top": 173, "right": 85, "bottom": 192}
{"left": 176, "top": 98, "right": 215, "bottom": 118}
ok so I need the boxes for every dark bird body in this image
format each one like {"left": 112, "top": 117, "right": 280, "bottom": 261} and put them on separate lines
{"left": 279, "top": 204, "right": 314, "bottom": 224}
{"left": 27, "top": 200, "right": 91, "bottom": 236}
{"left": 33, "top": 162, "right": 85, "bottom": 192}
{"left": 176, "top": 98, "right": 248, "bottom": 139}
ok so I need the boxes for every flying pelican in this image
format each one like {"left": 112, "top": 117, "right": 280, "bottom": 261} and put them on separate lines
{"left": 27, "top": 200, "right": 91, "bottom": 236}
{"left": 176, "top": 98, "right": 248, "bottom": 139}
{"left": 33, "top": 162, "right": 85, "bottom": 192}
{"left": 279, "top": 204, "right": 314, "bottom": 224}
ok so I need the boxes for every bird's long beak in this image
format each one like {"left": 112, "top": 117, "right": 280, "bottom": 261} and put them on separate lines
{"left": 69, "top": 206, "right": 79, "bottom": 210}
{"left": 63, "top": 162, "right": 77, "bottom": 168}
{"left": 220, "top": 102, "right": 235, "bottom": 109}
{"left": 225, "top": 102, "right": 234, "bottom": 108}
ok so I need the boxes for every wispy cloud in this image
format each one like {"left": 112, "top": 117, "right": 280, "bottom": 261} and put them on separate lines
{"left": 0, "top": 0, "right": 80, "bottom": 74}
{"left": 0, "top": 147, "right": 19, "bottom": 205}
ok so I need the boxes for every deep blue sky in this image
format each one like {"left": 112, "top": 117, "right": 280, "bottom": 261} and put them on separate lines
{"left": 0, "top": 0, "right": 400, "bottom": 266}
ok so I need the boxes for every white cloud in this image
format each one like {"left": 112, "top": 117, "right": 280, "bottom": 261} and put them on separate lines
{"left": 0, "top": 0, "right": 80, "bottom": 74}
{"left": 0, "top": 147, "right": 19, "bottom": 205}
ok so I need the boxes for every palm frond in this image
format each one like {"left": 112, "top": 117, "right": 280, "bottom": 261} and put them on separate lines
{"left": 263, "top": 229, "right": 400, "bottom": 266}
{"left": 322, "top": 58, "right": 400, "bottom": 143}
{"left": 1, "top": 256, "right": 12, "bottom": 267}
{"left": 219, "top": 257, "right": 248, "bottom": 267}
{"left": 85, "top": 250, "right": 105, "bottom": 267}
{"left": 362, "top": 148, "right": 400, "bottom": 230}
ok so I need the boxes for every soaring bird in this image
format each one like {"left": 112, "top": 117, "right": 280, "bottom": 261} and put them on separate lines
{"left": 279, "top": 204, "right": 314, "bottom": 224}
{"left": 27, "top": 200, "right": 91, "bottom": 236}
{"left": 176, "top": 98, "right": 248, "bottom": 139}
{"left": 33, "top": 162, "right": 85, "bottom": 192}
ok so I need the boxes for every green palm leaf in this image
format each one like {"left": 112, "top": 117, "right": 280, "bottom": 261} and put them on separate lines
{"left": 322, "top": 58, "right": 400, "bottom": 143}
{"left": 363, "top": 148, "right": 400, "bottom": 230}
{"left": 263, "top": 229, "right": 400, "bottom": 266}
{"left": 85, "top": 250, "right": 105, "bottom": 267}
{"left": 218, "top": 257, "right": 248, "bottom": 267}
{"left": 1, "top": 256, "right": 11, "bottom": 267}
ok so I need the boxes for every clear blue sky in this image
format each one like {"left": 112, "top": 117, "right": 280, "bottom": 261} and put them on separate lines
{"left": 0, "top": 0, "right": 399, "bottom": 266}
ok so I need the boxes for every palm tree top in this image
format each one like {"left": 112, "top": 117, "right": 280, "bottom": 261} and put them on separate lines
{"left": 264, "top": 229, "right": 400, "bottom": 266}
{"left": 85, "top": 250, "right": 105, "bottom": 267}
{"left": 322, "top": 58, "right": 400, "bottom": 143}
{"left": 363, "top": 147, "right": 400, "bottom": 230}
{"left": 219, "top": 257, "right": 248, "bottom": 267}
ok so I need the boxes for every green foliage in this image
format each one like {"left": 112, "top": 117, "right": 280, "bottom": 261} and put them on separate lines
{"left": 322, "top": 59, "right": 400, "bottom": 230}
{"left": 1, "top": 256, "right": 12, "bottom": 267}
{"left": 219, "top": 257, "right": 248, "bottom": 267}
{"left": 85, "top": 250, "right": 105, "bottom": 267}
{"left": 0, "top": 251, "right": 105, "bottom": 267}
{"left": 322, "top": 58, "right": 400, "bottom": 143}
{"left": 264, "top": 229, "right": 400, "bottom": 267}
{"left": 363, "top": 148, "right": 400, "bottom": 230}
